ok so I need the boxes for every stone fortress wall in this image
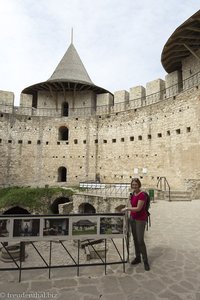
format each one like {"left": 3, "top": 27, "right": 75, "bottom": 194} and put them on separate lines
{"left": 0, "top": 41, "right": 200, "bottom": 195}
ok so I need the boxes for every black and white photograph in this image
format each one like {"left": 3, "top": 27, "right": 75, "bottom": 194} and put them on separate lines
{"left": 43, "top": 218, "right": 69, "bottom": 236}
{"left": 13, "top": 219, "right": 40, "bottom": 237}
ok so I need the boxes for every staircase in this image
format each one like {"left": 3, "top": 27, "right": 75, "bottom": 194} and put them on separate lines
{"left": 164, "top": 190, "right": 191, "bottom": 201}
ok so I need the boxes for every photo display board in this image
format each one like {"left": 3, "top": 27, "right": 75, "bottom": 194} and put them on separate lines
{"left": 0, "top": 214, "right": 125, "bottom": 242}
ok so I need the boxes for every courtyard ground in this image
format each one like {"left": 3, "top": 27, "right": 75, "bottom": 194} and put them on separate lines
{"left": 0, "top": 200, "right": 200, "bottom": 300}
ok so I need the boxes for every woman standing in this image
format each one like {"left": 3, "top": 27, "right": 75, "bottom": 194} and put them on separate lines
{"left": 122, "top": 178, "right": 150, "bottom": 271}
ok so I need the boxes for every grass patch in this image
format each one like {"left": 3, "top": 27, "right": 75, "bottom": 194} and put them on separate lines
{"left": 0, "top": 187, "right": 75, "bottom": 211}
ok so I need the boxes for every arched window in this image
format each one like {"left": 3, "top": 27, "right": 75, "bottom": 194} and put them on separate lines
{"left": 62, "top": 102, "right": 69, "bottom": 117}
{"left": 78, "top": 203, "right": 96, "bottom": 214}
{"left": 58, "top": 167, "right": 67, "bottom": 182}
{"left": 59, "top": 126, "right": 69, "bottom": 141}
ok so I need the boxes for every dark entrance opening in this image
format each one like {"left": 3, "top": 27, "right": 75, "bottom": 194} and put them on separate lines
{"left": 59, "top": 126, "right": 69, "bottom": 141}
{"left": 3, "top": 206, "right": 30, "bottom": 215}
{"left": 50, "top": 197, "right": 70, "bottom": 214}
{"left": 62, "top": 102, "right": 69, "bottom": 117}
{"left": 78, "top": 203, "right": 96, "bottom": 214}
{"left": 58, "top": 167, "right": 67, "bottom": 182}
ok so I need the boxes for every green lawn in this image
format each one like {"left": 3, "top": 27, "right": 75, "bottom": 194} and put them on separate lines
{"left": 0, "top": 186, "right": 75, "bottom": 212}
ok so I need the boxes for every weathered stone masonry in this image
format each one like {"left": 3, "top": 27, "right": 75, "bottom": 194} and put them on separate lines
{"left": 0, "top": 11, "right": 200, "bottom": 196}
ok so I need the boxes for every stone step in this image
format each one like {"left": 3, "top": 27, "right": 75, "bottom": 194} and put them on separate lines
{"left": 164, "top": 190, "right": 191, "bottom": 201}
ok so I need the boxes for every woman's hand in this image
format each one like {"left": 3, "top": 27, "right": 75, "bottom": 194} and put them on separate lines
{"left": 121, "top": 207, "right": 129, "bottom": 213}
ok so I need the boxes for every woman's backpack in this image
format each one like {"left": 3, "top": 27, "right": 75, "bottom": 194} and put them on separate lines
{"left": 143, "top": 192, "right": 151, "bottom": 231}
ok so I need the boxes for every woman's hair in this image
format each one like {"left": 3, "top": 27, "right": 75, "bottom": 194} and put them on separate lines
{"left": 131, "top": 178, "right": 141, "bottom": 188}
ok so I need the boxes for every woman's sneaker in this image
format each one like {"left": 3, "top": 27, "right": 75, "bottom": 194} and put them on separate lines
{"left": 131, "top": 257, "right": 141, "bottom": 265}
{"left": 144, "top": 262, "right": 150, "bottom": 271}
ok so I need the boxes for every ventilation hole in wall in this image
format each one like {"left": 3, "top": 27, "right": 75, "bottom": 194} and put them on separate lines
{"left": 99, "top": 167, "right": 102, "bottom": 170}
{"left": 167, "top": 130, "right": 170, "bottom": 136}
{"left": 95, "top": 139, "right": 98, "bottom": 144}
{"left": 179, "top": 109, "right": 182, "bottom": 112}
{"left": 148, "top": 134, "right": 152, "bottom": 139}
{"left": 130, "top": 176, "right": 132, "bottom": 179}
{"left": 114, "top": 175, "right": 117, "bottom": 178}
{"left": 78, "top": 155, "right": 80, "bottom": 158}
{"left": 63, "top": 156, "right": 65, "bottom": 158}
{"left": 138, "top": 135, "right": 142, "bottom": 140}
{"left": 121, "top": 175, "right": 123, "bottom": 178}
{"left": 186, "top": 127, "right": 191, "bottom": 133}
{"left": 112, "top": 139, "right": 116, "bottom": 143}
{"left": 80, "top": 166, "right": 82, "bottom": 169}
{"left": 66, "top": 141, "right": 69, "bottom": 145}
{"left": 158, "top": 133, "right": 162, "bottom": 138}
{"left": 176, "top": 129, "right": 181, "bottom": 134}
{"left": 119, "top": 156, "right": 121, "bottom": 158}
{"left": 75, "top": 127, "right": 77, "bottom": 129}
{"left": 103, "top": 140, "right": 107, "bottom": 143}
{"left": 46, "top": 142, "right": 49, "bottom": 145}
{"left": 8, "top": 140, "right": 12, "bottom": 143}
{"left": 0, "top": 114, "right": 3, "bottom": 117}
{"left": 56, "top": 156, "right": 58, "bottom": 158}
{"left": 11, "top": 126, "right": 13, "bottom": 129}
{"left": 57, "top": 142, "right": 60, "bottom": 145}
{"left": 99, "top": 116, "right": 101, "bottom": 119}
{"left": 76, "top": 118, "right": 78, "bottom": 120}
{"left": 18, "top": 140, "right": 23, "bottom": 144}
{"left": 140, "top": 176, "right": 143, "bottom": 179}
{"left": 155, "top": 154, "right": 157, "bottom": 156}
{"left": 82, "top": 156, "right": 85, "bottom": 158}
{"left": 146, "top": 154, "right": 148, "bottom": 157}
{"left": 53, "top": 156, "right": 55, "bottom": 158}
{"left": 75, "top": 175, "right": 78, "bottom": 178}
{"left": 70, "top": 156, "right": 72, "bottom": 158}
{"left": 173, "top": 96, "right": 176, "bottom": 100}
{"left": 28, "top": 141, "right": 31, "bottom": 144}
{"left": 74, "top": 139, "right": 78, "bottom": 144}
{"left": 196, "top": 86, "right": 199, "bottom": 90}
{"left": 134, "top": 109, "right": 137, "bottom": 112}
{"left": 91, "top": 155, "right": 94, "bottom": 158}
{"left": 136, "top": 154, "right": 138, "bottom": 157}
{"left": 127, "top": 155, "right": 129, "bottom": 158}
{"left": 83, "top": 140, "right": 86, "bottom": 144}
{"left": 121, "top": 138, "right": 124, "bottom": 142}
{"left": 130, "top": 136, "right": 134, "bottom": 141}
{"left": 28, "top": 117, "right": 31, "bottom": 120}
{"left": 115, "top": 113, "right": 118, "bottom": 115}
{"left": 0, "top": 139, "right": 2, "bottom": 143}
{"left": 187, "top": 106, "right": 189, "bottom": 109}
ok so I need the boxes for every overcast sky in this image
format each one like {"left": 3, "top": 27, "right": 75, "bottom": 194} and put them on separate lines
{"left": 0, "top": 0, "right": 199, "bottom": 105}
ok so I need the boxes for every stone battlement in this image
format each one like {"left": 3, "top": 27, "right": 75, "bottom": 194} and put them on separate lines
{"left": 0, "top": 68, "right": 200, "bottom": 118}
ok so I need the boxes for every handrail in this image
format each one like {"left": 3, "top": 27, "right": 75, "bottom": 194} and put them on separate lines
{"left": 0, "top": 69, "right": 200, "bottom": 118}
{"left": 157, "top": 177, "right": 171, "bottom": 201}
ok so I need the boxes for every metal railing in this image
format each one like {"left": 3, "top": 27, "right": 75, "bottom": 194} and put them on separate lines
{"left": 1, "top": 70, "right": 200, "bottom": 118}
{"left": 157, "top": 177, "right": 171, "bottom": 201}
{"left": 79, "top": 182, "right": 130, "bottom": 198}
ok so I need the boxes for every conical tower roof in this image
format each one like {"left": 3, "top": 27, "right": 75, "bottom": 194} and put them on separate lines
{"left": 48, "top": 43, "right": 93, "bottom": 84}
{"left": 22, "top": 43, "right": 111, "bottom": 95}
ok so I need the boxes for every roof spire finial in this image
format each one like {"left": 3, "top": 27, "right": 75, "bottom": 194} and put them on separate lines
{"left": 71, "top": 27, "right": 73, "bottom": 44}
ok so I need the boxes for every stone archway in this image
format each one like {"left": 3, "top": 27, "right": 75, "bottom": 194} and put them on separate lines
{"left": 78, "top": 203, "right": 96, "bottom": 214}
{"left": 3, "top": 206, "right": 30, "bottom": 215}
{"left": 50, "top": 197, "right": 70, "bottom": 214}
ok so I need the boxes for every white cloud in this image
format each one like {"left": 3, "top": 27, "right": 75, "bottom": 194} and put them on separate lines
{"left": 0, "top": 0, "right": 199, "bottom": 104}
